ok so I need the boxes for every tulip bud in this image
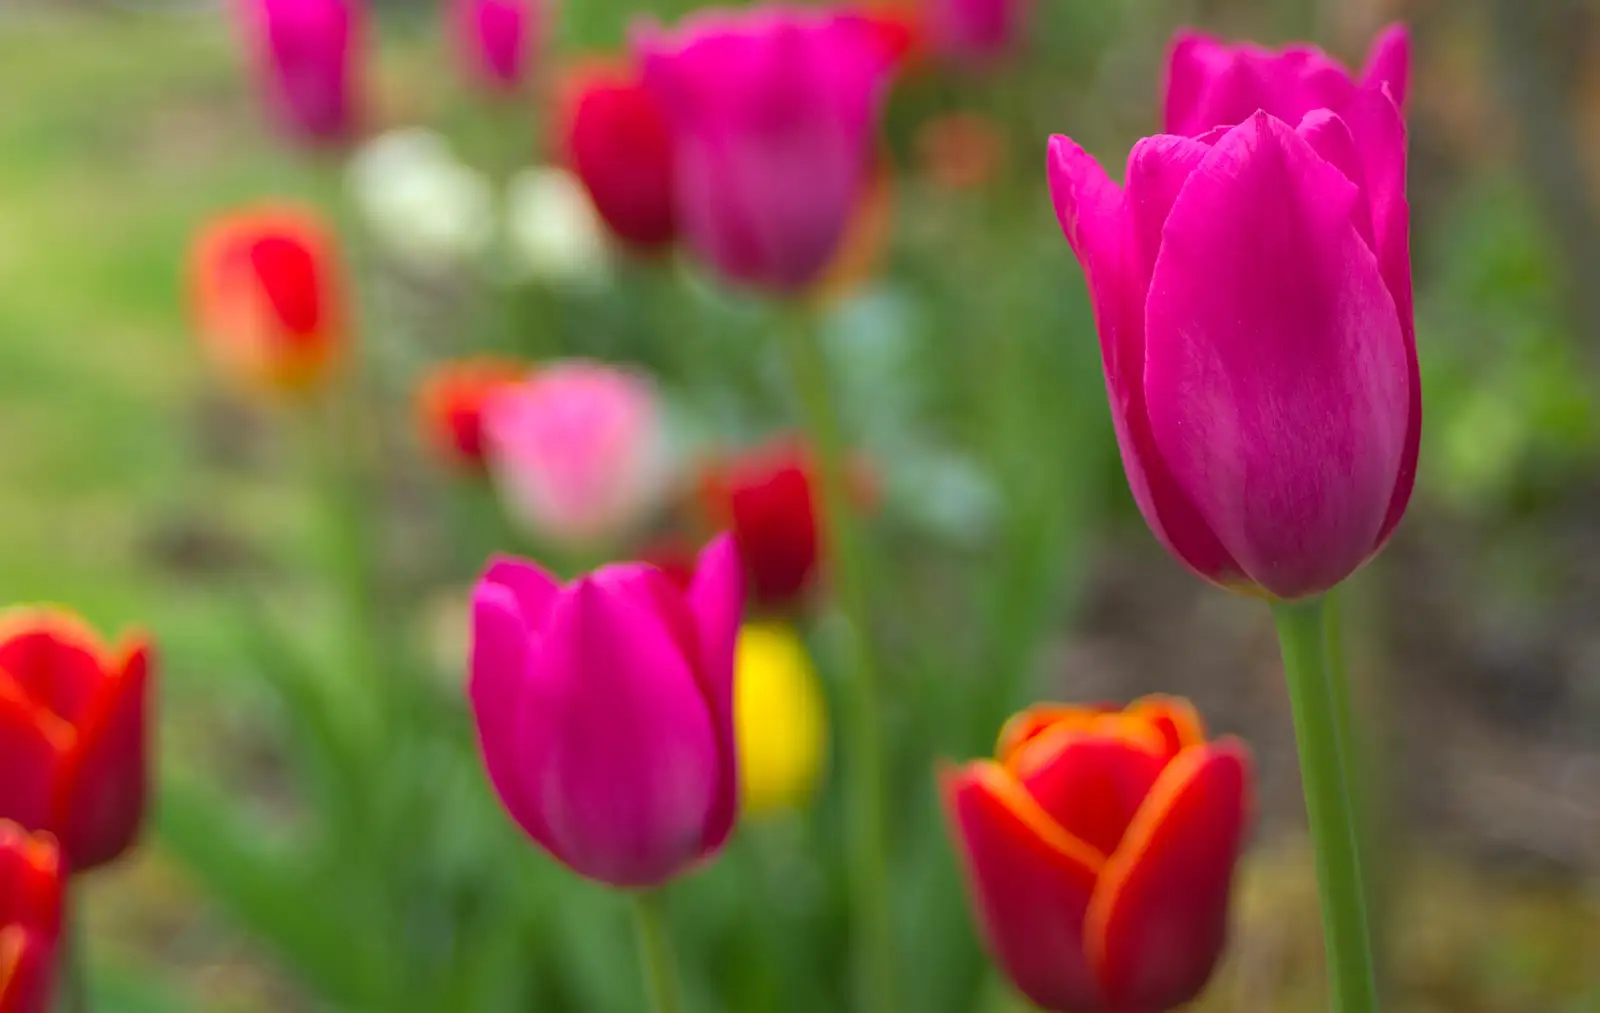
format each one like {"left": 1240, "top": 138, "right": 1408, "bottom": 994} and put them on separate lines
{"left": 0, "top": 609, "right": 155, "bottom": 872}
{"left": 735, "top": 622, "right": 828, "bottom": 817}
{"left": 190, "top": 204, "right": 348, "bottom": 397}
{"left": 0, "top": 823, "right": 63, "bottom": 1013}
{"left": 1048, "top": 88, "right": 1418, "bottom": 600}
{"left": 1165, "top": 24, "right": 1409, "bottom": 138}
{"left": 467, "top": 536, "right": 744, "bottom": 887}
{"left": 451, "top": 0, "right": 544, "bottom": 92}
{"left": 416, "top": 356, "right": 528, "bottom": 471}
{"left": 235, "top": 0, "right": 363, "bottom": 146}
{"left": 943, "top": 698, "right": 1252, "bottom": 1013}
{"left": 555, "top": 57, "right": 677, "bottom": 251}
{"left": 636, "top": 5, "right": 900, "bottom": 294}
{"left": 484, "top": 361, "right": 666, "bottom": 549}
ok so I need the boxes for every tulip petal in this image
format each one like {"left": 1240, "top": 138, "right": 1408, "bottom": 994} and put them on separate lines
{"left": 1127, "top": 695, "right": 1206, "bottom": 758}
{"left": 1124, "top": 134, "right": 1210, "bottom": 295}
{"left": 0, "top": 695, "right": 70, "bottom": 837}
{"left": 1359, "top": 24, "right": 1409, "bottom": 108}
{"left": 1143, "top": 112, "right": 1409, "bottom": 598}
{"left": 1296, "top": 110, "right": 1375, "bottom": 251}
{"left": 687, "top": 534, "right": 744, "bottom": 852}
{"left": 942, "top": 762, "right": 1109, "bottom": 1013}
{"left": 0, "top": 823, "right": 62, "bottom": 929}
{"left": 1162, "top": 32, "right": 1228, "bottom": 137}
{"left": 482, "top": 554, "right": 562, "bottom": 626}
{"left": 0, "top": 612, "right": 107, "bottom": 726}
{"left": 0, "top": 927, "right": 54, "bottom": 1013}
{"left": 1018, "top": 733, "right": 1166, "bottom": 857}
{"left": 1050, "top": 137, "right": 1243, "bottom": 587}
{"left": 58, "top": 639, "right": 152, "bottom": 870}
{"left": 469, "top": 581, "right": 549, "bottom": 845}
{"left": 1086, "top": 741, "right": 1251, "bottom": 1013}
{"left": 524, "top": 578, "right": 720, "bottom": 887}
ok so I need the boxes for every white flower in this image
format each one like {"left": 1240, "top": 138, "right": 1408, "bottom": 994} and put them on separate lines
{"left": 347, "top": 128, "right": 494, "bottom": 270}
{"left": 504, "top": 166, "right": 612, "bottom": 290}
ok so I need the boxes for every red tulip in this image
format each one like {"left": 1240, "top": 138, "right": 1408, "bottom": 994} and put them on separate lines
{"left": 0, "top": 609, "right": 154, "bottom": 872}
{"left": 190, "top": 204, "right": 348, "bottom": 397}
{"left": 416, "top": 356, "right": 528, "bottom": 471}
{"left": 556, "top": 58, "right": 678, "bottom": 250}
{"left": 0, "top": 823, "right": 63, "bottom": 1013}
{"left": 943, "top": 698, "right": 1252, "bottom": 1012}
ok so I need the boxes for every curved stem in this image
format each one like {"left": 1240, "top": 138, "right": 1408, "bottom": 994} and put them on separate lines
{"left": 1271, "top": 596, "right": 1379, "bottom": 1013}
{"left": 631, "top": 892, "right": 683, "bottom": 1013}
{"left": 779, "top": 309, "right": 896, "bottom": 1013}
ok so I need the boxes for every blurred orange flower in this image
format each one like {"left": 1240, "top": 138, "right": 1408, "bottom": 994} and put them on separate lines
{"left": 917, "top": 111, "right": 1007, "bottom": 191}
{"left": 416, "top": 356, "right": 528, "bottom": 472}
{"left": 190, "top": 203, "right": 347, "bottom": 396}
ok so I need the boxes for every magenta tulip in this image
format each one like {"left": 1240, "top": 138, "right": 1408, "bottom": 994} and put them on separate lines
{"left": 468, "top": 536, "right": 744, "bottom": 888}
{"left": 237, "top": 0, "right": 363, "bottom": 145}
{"left": 925, "top": 0, "right": 1029, "bottom": 66}
{"left": 1164, "top": 24, "right": 1408, "bottom": 138}
{"left": 636, "top": 6, "right": 899, "bottom": 293}
{"left": 1048, "top": 87, "right": 1418, "bottom": 600}
{"left": 452, "top": 0, "right": 543, "bottom": 91}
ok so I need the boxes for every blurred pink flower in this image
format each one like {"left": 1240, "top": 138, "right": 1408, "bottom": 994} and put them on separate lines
{"left": 484, "top": 361, "right": 665, "bottom": 548}
{"left": 1048, "top": 87, "right": 1418, "bottom": 599}
{"left": 637, "top": 5, "right": 900, "bottom": 294}
{"left": 468, "top": 537, "right": 744, "bottom": 887}
{"left": 236, "top": 0, "right": 363, "bottom": 146}
{"left": 1164, "top": 24, "right": 1408, "bottom": 137}
{"left": 452, "top": 0, "right": 544, "bottom": 92}
{"left": 924, "top": 0, "right": 1029, "bottom": 66}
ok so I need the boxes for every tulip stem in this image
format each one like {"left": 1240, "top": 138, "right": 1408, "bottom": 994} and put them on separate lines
{"left": 780, "top": 308, "right": 897, "bottom": 1013}
{"left": 631, "top": 892, "right": 683, "bottom": 1013}
{"left": 1272, "top": 596, "right": 1379, "bottom": 1013}
{"left": 61, "top": 895, "right": 90, "bottom": 1013}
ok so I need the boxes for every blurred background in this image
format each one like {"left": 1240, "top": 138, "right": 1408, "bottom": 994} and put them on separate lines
{"left": 0, "top": 0, "right": 1596, "bottom": 1010}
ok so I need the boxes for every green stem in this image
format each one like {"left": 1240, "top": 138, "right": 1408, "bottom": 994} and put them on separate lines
{"left": 779, "top": 309, "right": 896, "bottom": 1013}
{"left": 60, "top": 894, "right": 89, "bottom": 1013}
{"left": 631, "top": 892, "right": 683, "bottom": 1013}
{"left": 1272, "top": 597, "right": 1379, "bottom": 1013}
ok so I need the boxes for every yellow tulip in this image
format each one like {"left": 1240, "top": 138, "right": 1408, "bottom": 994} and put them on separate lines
{"left": 735, "top": 621, "right": 829, "bottom": 817}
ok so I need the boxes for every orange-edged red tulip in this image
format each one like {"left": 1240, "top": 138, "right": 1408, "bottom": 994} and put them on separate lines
{"left": 942, "top": 697, "right": 1252, "bottom": 1013}
{"left": 0, "top": 823, "right": 63, "bottom": 1013}
{"left": 416, "top": 356, "right": 528, "bottom": 471}
{"left": 0, "top": 608, "right": 154, "bottom": 872}
{"left": 190, "top": 203, "right": 347, "bottom": 396}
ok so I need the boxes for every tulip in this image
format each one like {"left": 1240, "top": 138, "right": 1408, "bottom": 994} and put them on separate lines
{"left": 636, "top": 5, "right": 900, "bottom": 293}
{"left": 556, "top": 58, "right": 678, "bottom": 250}
{"left": 235, "top": 0, "right": 363, "bottom": 146}
{"left": 416, "top": 357, "right": 527, "bottom": 471}
{"left": 924, "top": 0, "right": 1028, "bottom": 66}
{"left": 942, "top": 697, "right": 1252, "bottom": 1013}
{"left": 0, "top": 823, "right": 63, "bottom": 1013}
{"left": 0, "top": 608, "right": 154, "bottom": 872}
{"left": 190, "top": 203, "right": 348, "bottom": 396}
{"left": 1165, "top": 24, "right": 1409, "bottom": 138}
{"left": 452, "top": 0, "right": 543, "bottom": 92}
{"left": 467, "top": 536, "right": 744, "bottom": 887}
{"left": 1048, "top": 89, "right": 1418, "bottom": 600}
{"left": 735, "top": 622, "right": 828, "bottom": 817}
{"left": 697, "top": 441, "right": 822, "bottom": 611}
{"left": 484, "top": 361, "right": 665, "bottom": 549}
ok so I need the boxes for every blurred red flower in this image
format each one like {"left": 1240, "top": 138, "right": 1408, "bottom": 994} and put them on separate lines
{"left": 0, "top": 822, "right": 63, "bottom": 1013}
{"left": 417, "top": 356, "right": 528, "bottom": 471}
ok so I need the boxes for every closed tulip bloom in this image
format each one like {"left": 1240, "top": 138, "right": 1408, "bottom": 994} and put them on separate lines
{"left": 924, "top": 0, "right": 1028, "bottom": 65}
{"left": 190, "top": 204, "right": 348, "bottom": 396}
{"left": 468, "top": 536, "right": 744, "bottom": 887}
{"left": 637, "top": 6, "right": 900, "bottom": 293}
{"left": 0, "top": 609, "right": 154, "bottom": 872}
{"left": 484, "top": 361, "right": 665, "bottom": 548}
{"left": 1165, "top": 24, "right": 1408, "bottom": 138}
{"left": 0, "top": 823, "right": 63, "bottom": 1013}
{"left": 1048, "top": 88, "right": 1418, "bottom": 599}
{"left": 735, "top": 622, "right": 828, "bottom": 816}
{"left": 452, "top": 0, "right": 542, "bottom": 91}
{"left": 698, "top": 441, "right": 822, "bottom": 611}
{"left": 943, "top": 698, "right": 1252, "bottom": 1013}
{"left": 416, "top": 357, "right": 527, "bottom": 471}
{"left": 237, "top": 0, "right": 363, "bottom": 145}
{"left": 557, "top": 58, "right": 678, "bottom": 250}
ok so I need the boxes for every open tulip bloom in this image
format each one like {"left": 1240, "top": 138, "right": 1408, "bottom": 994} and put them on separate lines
{"left": 943, "top": 698, "right": 1252, "bottom": 1013}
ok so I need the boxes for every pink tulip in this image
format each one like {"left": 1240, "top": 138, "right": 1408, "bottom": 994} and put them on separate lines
{"left": 925, "top": 0, "right": 1029, "bottom": 66}
{"left": 1048, "top": 88, "right": 1418, "bottom": 600}
{"left": 468, "top": 537, "right": 744, "bottom": 887}
{"left": 452, "top": 0, "right": 543, "bottom": 91}
{"left": 237, "top": 0, "right": 363, "bottom": 145}
{"left": 636, "top": 6, "right": 900, "bottom": 293}
{"left": 483, "top": 361, "right": 664, "bottom": 549}
{"left": 1165, "top": 24, "right": 1408, "bottom": 138}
